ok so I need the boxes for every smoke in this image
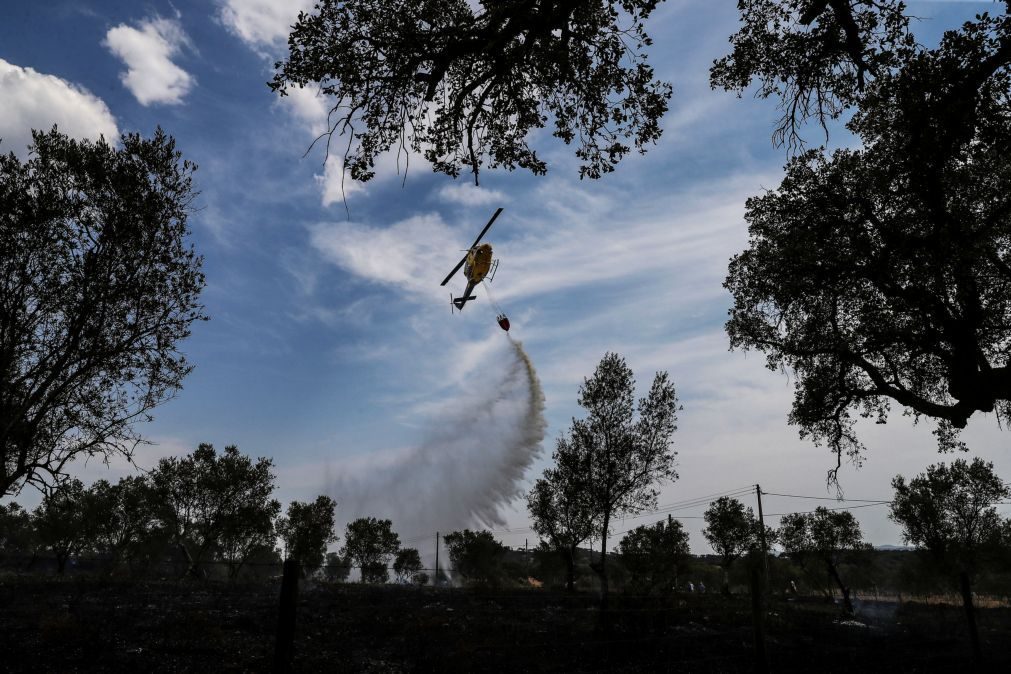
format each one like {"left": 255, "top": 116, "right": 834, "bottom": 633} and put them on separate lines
{"left": 332, "top": 336, "right": 546, "bottom": 549}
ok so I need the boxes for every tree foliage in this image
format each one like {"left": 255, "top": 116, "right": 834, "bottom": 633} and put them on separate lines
{"left": 527, "top": 433, "right": 596, "bottom": 591}
{"left": 443, "top": 529, "right": 506, "bottom": 585}
{"left": 719, "top": 5, "right": 1011, "bottom": 470}
{"left": 277, "top": 495, "right": 339, "bottom": 575}
{"left": 86, "top": 476, "right": 160, "bottom": 570}
{"left": 393, "top": 547, "right": 423, "bottom": 583}
{"left": 270, "top": 0, "right": 671, "bottom": 185}
{"left": 342, "top": 516, "right": 400, "bottom": 583}
{"left": 569, "top": 352, "right": 680, "bottom": 603}
{"left": 617, "top": 514, "right": 690, "bottom": 594}
{"left": 779, "top": 506, "right": 868, "bottom": 612}
{"left": 702, "top": 496, "right": 769, "bottom": 594}
{"left": 33, "top": 478, "right": 92, "bottom": 573}
{"left": 890, "top": 458, "right": 1010, "bottom": 577}
{"left": 149, "top": 444, "right": 279, "bottom": 577}
{"left": 0, "top": 127, "right": 205, "bottom": 496}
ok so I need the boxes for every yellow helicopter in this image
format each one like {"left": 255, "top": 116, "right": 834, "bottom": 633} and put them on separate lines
{"left": 440, "top": 207, "right": 503, "bottom": 313}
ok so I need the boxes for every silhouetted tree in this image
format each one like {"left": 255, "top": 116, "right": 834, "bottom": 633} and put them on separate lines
{"left": 149, "top": 444, "right": 279, "bottom": 578}
{"left": 779, "top": 507, "right": 868, "bottom": 613}
{"left": 890, "top": 458, "right": 1011, "bottom": 661}
{"left": 323, "top": 551, "right": 352, "bottom": 582}
{"left": 527, "top": 435, "right": 596, "bottom": 592}
{"left": 717, "top": 4, "right": 1011, "bottom": 472}
{"left": 569, "top": 352, "right": 680, "bottom": 606}
{"left": 86, "top": 476, "right": 159, "bottom": 573}
{"left": 270, "top": 0, "right": 671, "bottom": 185}
{"left": 618, "top": 515, "right": 690, "bottom": 595}
{"left": 443, "top": 529, "right": 507, "bottom": 585}
{"left": 393, "top": 547, "right": 423, "bottom": 584}
{"left": 33, "top": 478, "right": 92, "bottom": 573}
{"left": 342, "top": 517, "right": 399, "bottom": 584}
{"left": 0, "top": 127, "right": 205, "bottom": 496}
{"left": 0, "top": 501, "right": 36, "bottom": 569}
{"left": 703, "top": 496, "right": 771, "bottom": 595}
{"left": 276, "top": 495, "right": 338, "bottom": 576}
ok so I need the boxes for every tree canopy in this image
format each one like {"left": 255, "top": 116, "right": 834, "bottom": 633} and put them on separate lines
{"left": 719, "top": 5, "right": 1011, "bottom": 470}
{"left": 617, "top": 514, "right": 690, "bottom": 594}
{"left": 443, "top": 529, "right": 507, "bottom": 585}
{"left": 702, "top": 496, "right": 769, "bottom": 594}
{"left": 342, "top": 517, "right": 400, "bottom": 583}
{"left": 571, "top": 352, "right": 680, "bottom": 603}
{"left": 277, "top": 495, "right": 339, "bottom": 574}
{"left": 270, "top": 0, "right": 671, "bottom": 185}
{"left": 0, "top": 127, "right": 205, "bottom": 496}
{"left": 780, "top": 506, "right": 868, "bottom": 612}
{"left": 527, "top": 432, "right": 596, "bottom": 591}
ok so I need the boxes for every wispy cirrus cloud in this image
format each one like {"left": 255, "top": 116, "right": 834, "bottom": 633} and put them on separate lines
{"left": 104, "top": 15, "right": 195, "bottom": 106}
{"left": 0, "top": 58, "right": 118, "bottom": 156}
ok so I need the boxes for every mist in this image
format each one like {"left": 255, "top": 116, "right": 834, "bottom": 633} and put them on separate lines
{"left": 331, "top": 336, "right": 546, "bottom": 552}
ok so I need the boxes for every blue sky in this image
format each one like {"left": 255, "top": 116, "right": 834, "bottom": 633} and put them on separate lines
{"left": 2, "top": 0, "right": 1008, "bottom": 554}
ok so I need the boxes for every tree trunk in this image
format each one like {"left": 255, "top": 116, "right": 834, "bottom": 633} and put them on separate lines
{"left": 598, "top": 513, "right": 610, "bottom": 609}
{"left": 827, "top": 562, "right": 853, "bottom": 613}
{"left": 959, "top": 570, "right": 981, "bottom": 663}
{"left": 565, "top": 546, "right": 576, "bottom": 592}
{"left": 722, "top": 566, "right": 731, "bottom": 596}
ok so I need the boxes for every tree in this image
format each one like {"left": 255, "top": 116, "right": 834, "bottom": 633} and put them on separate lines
{"left": 0, "top": 501, "right": 36, "bottom": 569}
{"left": 443, "top": 529, "right": 506, "bottom": 585}
{"left": 33, "top": 478, "right": 92, "bottom": 573}
{"left": 703, "top": 496, "right": 770, "bottom": 594}
{"left": 779, "top": 507, "right": 868, "bottom": 613}
{"left": 890, "top": 458, "right": 1011, "bottom": 661}
{"left": 618, "top": 515, "right": 690, "bottom": 595}
{"left": 86, "top": 476, "right": 159, "bottom": 573}
{"left": 393, "top": 547, "right": 423, "bottom": 584}
{"left": 323, "top": 551, "right": 352, "bottom": 582}
{"left": 569, "top": 352, "right": 680, "bottom": 605}
{"left": 717, "top": 4, "right": 1011, "bottom": 470}
{"left": 527, "top": 434, "right": 596, "bottom": 592}
{"left": 149, "top": 444, "right": 279, "bottom": 578}
{"left": 270, "top": 0, "right": 671, "bottom": 185}
{"left": 0, "top": 127, "right": 205, "bottom": 496}
{"left": 276, "top": 495, "right": 339, "bottom": 576}
{"left": 342, "top": 517, "right": 399, "bottom": 584}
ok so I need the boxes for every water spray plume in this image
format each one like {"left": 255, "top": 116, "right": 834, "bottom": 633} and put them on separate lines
{"left": 332, "top": 337, "right": 546, "bottom": 550}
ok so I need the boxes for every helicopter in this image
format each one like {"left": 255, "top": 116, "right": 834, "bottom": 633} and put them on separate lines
{"left": 440, "top": 207, "right": 503, "bottom": 313}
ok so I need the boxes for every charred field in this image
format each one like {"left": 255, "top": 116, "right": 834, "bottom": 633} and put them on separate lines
{"left": 2, "top": 576, "right": 1010, "bottom": 672}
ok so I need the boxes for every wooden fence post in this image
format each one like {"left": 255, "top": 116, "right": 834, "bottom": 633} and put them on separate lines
{"left": 751, "top": 563, "right": 769, "bottom": 674}
{"left": 273, "top": 558, "right": 300, "bottom": 673}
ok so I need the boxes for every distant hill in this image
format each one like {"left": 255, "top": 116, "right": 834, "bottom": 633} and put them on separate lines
{"left": 874, "top": 545, "right": 913, "bottom": 552}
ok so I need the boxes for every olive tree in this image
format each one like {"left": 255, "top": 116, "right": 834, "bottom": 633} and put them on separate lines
{"left": 393, "top": 547, "right": 423, "bottom": 584}
{"left": 270, "top": 0, "right": 671, "bottom": 185}
{"left": 703, "top": 496, "right": 769, "bottom": 595}
{"left": 618, "top": 515, "right": 690, "bottom": 595}
{"left": 33, "top": 478, "right": 92, "bottom": 573}
{"left": 0, "top": 127, "right": 204, "bottom": 496}
{"left": 779, "top": 507, "right": 868, "bottom": 613}
{"left": 527, "top": 434, "right": 596, "bottom": 592}
{"left": 569, "top": 352, "right": 680, "bottom": 606}
{"left": 890, "top": 458, "right": 1011, "bottom": 661}
{"left": 443, "top": 529, "right": 507, "bottom": 586}
{"left": 342, "top": 517, "right": 400, "bottom": 583}
{"left": 277, "top": 495, "right": 339, "bottom": 577}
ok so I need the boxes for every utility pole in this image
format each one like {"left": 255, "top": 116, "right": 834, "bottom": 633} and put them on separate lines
{"left": 755, "top": 484, "right": 769, "bottom": 590}
{"left": 435, "top": 531, "right": 440, "bottom": 587}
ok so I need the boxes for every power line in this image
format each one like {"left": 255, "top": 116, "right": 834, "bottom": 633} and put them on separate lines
{"left": 761, "top": 491, "right": 891, "bottom": 503}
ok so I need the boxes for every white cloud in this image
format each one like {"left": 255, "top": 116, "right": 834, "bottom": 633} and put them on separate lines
{"left": 280, "top": 85, "right": 330, "bottom": 136}
{"left": 218, "top": 0, "right": 314, "bottom": 50}
{"left": 315, "top": 155, "right": 366, "bottom": 205}
{"left": 437, "top": 182, "right": 507, "bottom": 207}
{"left": 0, "top": 58, "right": 118, "bottom": 157}
{"left": 104, "top": 16, "right": 194, "bottom": 106}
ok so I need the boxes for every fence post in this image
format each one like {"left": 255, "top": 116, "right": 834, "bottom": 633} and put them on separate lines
{"left": 273, "top": 558, "right": 300, "bottom": 673}
{"left": 751, "top": 562, "right": 769, "bottom": 674}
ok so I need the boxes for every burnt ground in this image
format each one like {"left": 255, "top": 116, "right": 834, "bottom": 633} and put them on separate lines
{"left": 1, "top": 576, "right": 1009, "bottom": 672}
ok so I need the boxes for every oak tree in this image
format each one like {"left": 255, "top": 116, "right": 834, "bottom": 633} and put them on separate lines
{"left": 342, "top": 516, "right": 399, "bottom": 583}
{"left": 443, "top": 529, "right": 507, "bottom": 585}
{"left": 617, "top": 514, "right": 690, "bottom": 594}
{"left": 702, "top": 496, "right": 769, "bottom": 594}
{"left": 276, "top": 495, "right": 339, "bottom": 576}
{"left": 270, "top": 0, "right": 671, "bottom": 185}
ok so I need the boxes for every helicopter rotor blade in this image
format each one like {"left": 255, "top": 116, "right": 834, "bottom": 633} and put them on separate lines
{"left": 440, "top": 255, "right": 468, "bottom": 286}
{"left": 469, "top": 207, "right": 503, "bottom": 249}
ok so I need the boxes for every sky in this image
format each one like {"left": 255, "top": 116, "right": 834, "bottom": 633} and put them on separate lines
{"left": 2, "top": 0, "right": 1009, "bottom": 556}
